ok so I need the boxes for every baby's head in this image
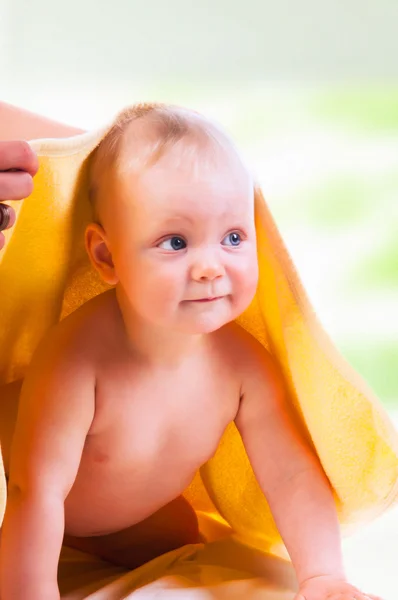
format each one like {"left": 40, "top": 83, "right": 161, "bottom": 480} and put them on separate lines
{"left": 86, "top": 103, "right": 259, "bottom": 334}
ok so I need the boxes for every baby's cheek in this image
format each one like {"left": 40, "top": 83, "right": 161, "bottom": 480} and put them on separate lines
{"left": 239, "top": 255, "right": 258, "bottom": 289}
{"left": 148, "top": 269, "right": 181, "bottom": 303}
{"left": 233, "top": 259, "right": 258, "bottom": 311}
{"left": 250, "top": 262, "right": 259, "bottom": 293}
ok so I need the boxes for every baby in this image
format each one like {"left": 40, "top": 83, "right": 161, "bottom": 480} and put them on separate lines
{"left": 0, "top": 104, "right": 379, "bottom": 600}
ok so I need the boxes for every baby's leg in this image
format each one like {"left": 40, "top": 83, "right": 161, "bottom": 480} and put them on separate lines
{"left": 63, "top": 495, "right": 201, "bottom": 570}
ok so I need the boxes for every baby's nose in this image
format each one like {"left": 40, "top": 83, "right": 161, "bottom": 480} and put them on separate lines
{"left": 190, "top": 252, "right": 224, "bottom": 281}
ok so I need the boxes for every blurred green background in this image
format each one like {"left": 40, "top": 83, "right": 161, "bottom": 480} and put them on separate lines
{"left": 2, "top": 1, "right": 397, "bottom": 407}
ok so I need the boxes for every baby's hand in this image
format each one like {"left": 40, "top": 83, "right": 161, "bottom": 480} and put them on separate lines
{"left": 294, "top": 575, "right": 383, "bottom": 600}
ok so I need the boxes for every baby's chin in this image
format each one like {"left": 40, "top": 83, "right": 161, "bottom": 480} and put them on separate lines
{"left": 175, "top": 305, "right": 241, "bottom": 335}
{"left": 181, "top": 318, "right": 230, "bottom": 335}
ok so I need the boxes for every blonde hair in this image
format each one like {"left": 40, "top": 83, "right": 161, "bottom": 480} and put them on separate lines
{"left": 88, "top": 102, "right": 235, "bottom": 220}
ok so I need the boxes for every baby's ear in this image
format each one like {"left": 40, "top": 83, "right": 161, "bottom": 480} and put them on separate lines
{"left": 85, "top": 223, "right": 119, "bottom": 285}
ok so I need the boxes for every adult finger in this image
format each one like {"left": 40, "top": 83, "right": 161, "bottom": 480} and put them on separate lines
{"left": 0, "top": 140, "right": 39, "bottom": 176}
{"left": 0, "top": 170, "right": 34, "bottom": 201}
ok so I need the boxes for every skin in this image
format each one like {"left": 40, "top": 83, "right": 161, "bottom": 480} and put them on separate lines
{"left": 0, "top": 114, "right": 380, "bottom": 600}
{"left": 0, "top": 101, "right": 84, "bottom": 251}
{"left": 0, "top": 101, "right": 84, "bottom": 141}
{"left": 0, "top": 140, "right": 38, "bottom": 250}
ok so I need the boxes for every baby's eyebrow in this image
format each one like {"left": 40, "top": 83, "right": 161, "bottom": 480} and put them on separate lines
{"left": 160, "top": 210, "right": 244, "bottom": 225}
{"left": 160, "top": 214, "right": 195, "bottom": 226}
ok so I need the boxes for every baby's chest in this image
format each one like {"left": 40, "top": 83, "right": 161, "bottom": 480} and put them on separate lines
{"left": 86, "top": 375, "right": 239, "bottom": 473}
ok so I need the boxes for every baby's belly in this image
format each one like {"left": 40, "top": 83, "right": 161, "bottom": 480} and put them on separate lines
{"left": 63, "top": 445, "right": 202, "bottom": 537}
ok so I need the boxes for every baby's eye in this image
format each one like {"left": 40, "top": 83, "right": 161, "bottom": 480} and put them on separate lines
{"left": 222, "top": 232, "right": 242, "bottom": 247}
{"left": 158, "top": 236, "right": 187, "bottom": 251}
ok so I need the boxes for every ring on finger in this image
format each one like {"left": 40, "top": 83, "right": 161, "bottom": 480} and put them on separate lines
{"left": 0, "top": 204, "right": 12, "bottom": 231}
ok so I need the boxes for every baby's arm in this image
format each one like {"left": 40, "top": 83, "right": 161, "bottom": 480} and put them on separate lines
{"left": 0, "top": 327, "right": 95, "bottom": 600}
{"left": 235, "top": 339, "right": 346, "bottom": 586}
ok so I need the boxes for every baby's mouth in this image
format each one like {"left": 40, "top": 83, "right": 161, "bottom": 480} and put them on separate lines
{"left": 187, "top": 296, "right": 223, "bottom": 303}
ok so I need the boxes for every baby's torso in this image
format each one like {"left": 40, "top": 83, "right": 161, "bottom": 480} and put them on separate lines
{"left": 64, "top": 305, "right": 242, "bottom": 536}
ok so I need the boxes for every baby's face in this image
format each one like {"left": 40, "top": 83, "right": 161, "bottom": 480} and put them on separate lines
{"left": 104, "top": 142, "right": 259, "bottom": 334}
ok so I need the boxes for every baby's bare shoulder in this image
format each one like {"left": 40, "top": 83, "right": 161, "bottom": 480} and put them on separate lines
{"left": 216, "top": 323, "right": 285, "bottom": 400}
{"left": 9, "top": 298, "right": 110, "bottom": 486}
{"left": 41, "top": 290, "right": 120, "bottom": 363}
{"left": 217, "top": 322, "right": 273, "bottom": 370}
{"left": 14, "top": 295, "right": 119, "bottom": 446}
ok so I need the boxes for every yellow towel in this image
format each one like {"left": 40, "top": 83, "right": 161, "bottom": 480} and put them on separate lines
{"left": 1, "top": 107, "right": 397, "bottom": 559}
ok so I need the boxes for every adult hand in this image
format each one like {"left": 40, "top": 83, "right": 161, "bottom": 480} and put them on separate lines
{"left": 0, "top": 140, "right": 39, "bottom": 250}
